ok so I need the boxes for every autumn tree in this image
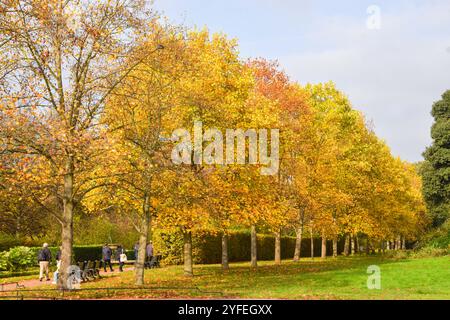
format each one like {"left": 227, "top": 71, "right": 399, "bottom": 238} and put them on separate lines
{"left": 155, "top": 29, "right": 255, "bottom": 275}
{"left": 0, "top": 0, "right": 158, "bottom": 288}
{"left": 100, "top": 24, "right": 189, "bottom": 285}
{"left": 247, "top": 59, "right": 311, "bottom": 264}
{"left": 0, "top": 154, "right": 49, "bottom": 238}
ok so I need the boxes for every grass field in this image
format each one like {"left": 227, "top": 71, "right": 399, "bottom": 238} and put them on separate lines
{"left": 1, "top": 256, "right": 449, "bottom": 300}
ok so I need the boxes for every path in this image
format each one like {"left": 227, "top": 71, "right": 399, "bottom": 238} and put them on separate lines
{"left": 0, "top": 267, "right": 134, "bottom": 291}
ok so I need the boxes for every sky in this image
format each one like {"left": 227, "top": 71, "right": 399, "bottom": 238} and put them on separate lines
{"left": 152, "top": 0, "right": 450, "bottom": 163}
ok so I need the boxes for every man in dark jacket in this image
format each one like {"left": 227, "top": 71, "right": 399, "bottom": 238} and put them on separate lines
{"left": 102, "top": 244, "right": 114, "bottom": 272}
{"left": 38, "top": 243, "right": 52, "bottom": 281}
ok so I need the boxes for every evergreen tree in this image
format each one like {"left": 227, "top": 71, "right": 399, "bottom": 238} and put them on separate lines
{"left": 422, "top": 90, "right": 450, "bottom": 227}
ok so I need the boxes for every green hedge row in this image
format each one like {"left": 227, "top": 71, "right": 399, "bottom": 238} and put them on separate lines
{"left": 28, "top": 245, "right": 104, "bottom": 263}
{"left": 195, "top": 232, "right": 345, "bottom": 264}
{"left": 0, "top": 245, "right": 137, "bottom": 274}
{"left": 25, "top": 246, "right": 138, "bottom": 262}
{"left": 6, "top": 232, "right": 345, "bottom": 267}
{"left": 155, "top": 230, "right": 345, "bottom": 265}
{"left": 12, "top": 245, "right": 137, "bottom": 264}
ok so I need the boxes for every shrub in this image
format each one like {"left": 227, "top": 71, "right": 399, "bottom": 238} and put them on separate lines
{"left": 4, "top": 246, "right": 35, "bottom": 271}
{"left": 383, "top": 250, "right": 410, "bottom": 260}
{"left": 0, "top": 251, "right": 8, "bottom": 271}
{"left": 416, "top": 219, "right": 450, "bottom": 249}
{"left": 410, "top": 247, "right": 449, "bottom": 259}
{"left": 382, "top": 246, "right": 449, "bottom": 260}
{"left": 153, "top": 230, "right": 184, "bottom": 265}
{"left": 0, "top": 245, "right": 117, "bottom": 273}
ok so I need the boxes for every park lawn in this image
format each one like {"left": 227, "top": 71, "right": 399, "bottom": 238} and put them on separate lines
{"left": 1, "top": 256, "right": 449, "bottom": 299}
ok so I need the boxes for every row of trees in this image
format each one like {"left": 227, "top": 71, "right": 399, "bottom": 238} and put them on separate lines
{"left": 0, "top": 1, "right": 427, "bottom": 288}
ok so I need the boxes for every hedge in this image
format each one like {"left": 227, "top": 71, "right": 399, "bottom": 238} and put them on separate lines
{"left": 154, "top": 230, "right": 345, "bottom": 265}
{"left": 4, "top": 232, "right": 346, "bottom": 267}
{"left": 29, "top": 245, "right": 104, "bottom": 263}
{"left": 3, "top": 245, "right": 136, "bottom": 266}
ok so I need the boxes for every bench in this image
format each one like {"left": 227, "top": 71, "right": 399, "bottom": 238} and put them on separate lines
{"left": 76, "top": 260, "right": 102, "bottom": 282}
{"left": 144, "top": 255, "right": 162, "bottom": 269}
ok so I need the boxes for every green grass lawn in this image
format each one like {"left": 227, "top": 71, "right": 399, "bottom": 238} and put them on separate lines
{"left": 1, "top": 256, "right": 449, "bottom": 299}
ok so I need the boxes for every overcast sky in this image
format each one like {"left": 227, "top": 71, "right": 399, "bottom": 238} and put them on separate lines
{"left": 153, "top": 0, "right": 450, "bottom": 163}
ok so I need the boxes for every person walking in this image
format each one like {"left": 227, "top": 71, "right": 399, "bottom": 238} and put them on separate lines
{"left": 115, "top": 245, "right": 125, "bottom": 272}
{"left": 38, "top": 243, "right": 52, "bottom": 282}
{"left": 102, "top": 244, "right": 114, "bottom": 272}
{"left": 146, "top": 241, "right": 154, "bottom": 259}
{"left": 55, "top": 246, "right": 62, "bottom": 269}
{"left": 52, "top": 246, "right": 62, "bottom": 284}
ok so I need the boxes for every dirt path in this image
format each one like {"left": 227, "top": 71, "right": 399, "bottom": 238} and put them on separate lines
{"left": 0, "top": 267, "right": 134, "bottom": 291}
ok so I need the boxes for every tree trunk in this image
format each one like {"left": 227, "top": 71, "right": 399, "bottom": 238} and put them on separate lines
{"left": 221, "top": 233, "right": 229, "bottom": 271}
{"left": 402, "top": 237, "right": 406, "bottom": 250}
{"left": 15, "top": 215, "right": 21, "bottom": 240}
{"left": 343, "top": 234, "right": 349, "bottom": 256}
{"left": 332, "top": 236, "right": 338, "bottom": 258}
{"left": 58, "top": 156, "right": 74, "bottom": 290}
{"left": 350, "top": 235, "right": 355, "bottom": 255}
{"left": 355, "top": 235, "right": 360, "bottom": 255}
{"left": 251, "top": 225, "right": 257, "bottom": 268}
{"left": 365, "top": 236, "right": 370, "bottom": 255}
{"left": 310, "top": 225, "right": 314, "bottom": 259}
{"left": 274, "top": 230, "right": 281, "bottom": 265}
{"left": 183, "top": 230, "right": 193, "bottom": 276}
{"left": 135, "top": 194, "right": 151, "bottom": 285}
{"left": 293, "top": 225, "right": 303, "bottom": 261}
{"left": 321, "top": 231, "right": 326, "bottom": 259}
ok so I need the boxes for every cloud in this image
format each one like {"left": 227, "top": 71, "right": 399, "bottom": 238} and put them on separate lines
{"left": 153, "top": 0, "right": 450, "bottom": 162}
{"left": 279, "top": 1, "right": 450, "bottom": 162}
